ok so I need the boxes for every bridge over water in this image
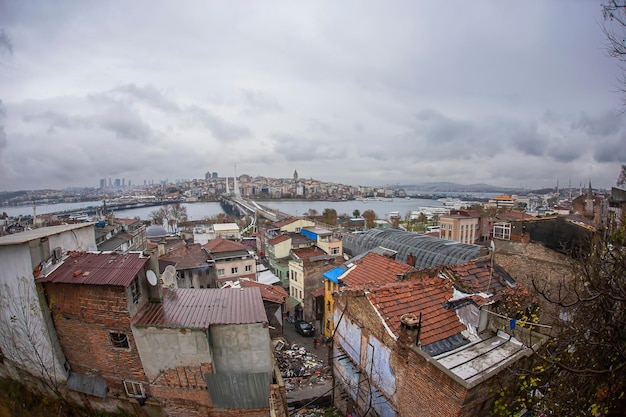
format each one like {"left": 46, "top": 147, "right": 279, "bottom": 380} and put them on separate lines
{"left": 220, "top": 196, "right": 291, "bottom": 223}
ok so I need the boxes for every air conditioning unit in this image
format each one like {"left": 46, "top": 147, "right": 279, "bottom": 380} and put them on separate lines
{"left": 53, "top": 247, "right": 62, "bottom": 260}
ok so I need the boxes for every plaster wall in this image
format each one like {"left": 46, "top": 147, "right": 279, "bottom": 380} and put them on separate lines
{"left": 273, "top": 239, "right": 291, "bottom": 259}
{"left": 209, "top": 323, "right": 272, "bottom": 374}
{"left": 0, "top": 244, "right": 68, "bottom": 382}
{"left": 132, "top": 327, "right": 212, "bottom": 378}
{"left": 365, "top": 335, "right": 396, "bottom": 399}
{"left": 48, "top": 227, "right": 97, "bottom": 255}
{"left": 334, "top": 313, "right": 361, "bottom": 363}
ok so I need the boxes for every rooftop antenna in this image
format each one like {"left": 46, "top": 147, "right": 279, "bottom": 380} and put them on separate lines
{"left": 161, "top": 265, "right": 177, "bottom": 288}
{"left": 146, "top": 269, "right": 158, "bottom": 286}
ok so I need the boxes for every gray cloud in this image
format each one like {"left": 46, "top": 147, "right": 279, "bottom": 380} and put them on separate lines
{"left": 22, "top": 111, "right": 93, "bottom": 134}
{"left": 241, "top": 89, "right": 282, "bottom": 113}
{"left": 0, "top": 1, "right": 623, "bottom": 190}
{"left": 0, "top": 29, "right": 12, "bottom": 56}
{"left": 110, "top": 84, "right": 180, "bottom": 112}
{"left": 188, "top": 106, "right": 251, "bottom": 142}
{"left": 98, "top": 110, "right": 153, "bottom": 142}
{"left": 572, "top": 111, "right": 622, "bottom": 137}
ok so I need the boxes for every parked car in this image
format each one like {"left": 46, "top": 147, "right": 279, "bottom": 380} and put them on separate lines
{"left": 294, "top": 320, "right": 315, "bottom": 336}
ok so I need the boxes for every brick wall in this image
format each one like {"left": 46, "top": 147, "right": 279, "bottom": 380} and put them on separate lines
{"left": 494, "top": 239, "right": 572, "bottom": 326}
{"left": 333, "top": 290, "right": 508, "bottom": 417}
{"left": 44, "top": 283, "right": 148, "bottom": 396}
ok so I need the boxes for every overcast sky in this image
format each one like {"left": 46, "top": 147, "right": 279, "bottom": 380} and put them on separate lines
{"left": 1, "top": 1, "right": 625, "bottom": 192}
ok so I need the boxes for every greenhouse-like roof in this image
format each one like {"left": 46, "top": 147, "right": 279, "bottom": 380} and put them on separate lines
{"left": 342, "top": 229, "right": 484, "bottom": 269}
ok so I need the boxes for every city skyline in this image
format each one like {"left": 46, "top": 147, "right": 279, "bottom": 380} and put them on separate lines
{"left": 1, "top": 1, "right": 625, "bottom": 192}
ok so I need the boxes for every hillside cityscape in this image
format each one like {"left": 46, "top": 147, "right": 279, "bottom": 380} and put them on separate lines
{"left": 0, "top": 163, "right": 624, "bottom": 416}
{"left": 1, "top": 1, "right": 626, "bottom": 416}
{"left": 0, "top": 169, "right": 597, "bottom": 208}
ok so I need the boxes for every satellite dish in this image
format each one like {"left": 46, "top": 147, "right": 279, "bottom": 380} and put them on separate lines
{"left": 162, "top": 265, "right": 177, "bottom": 287}
{"left": 146, "top": 270, "right": 157, "bottom": 286}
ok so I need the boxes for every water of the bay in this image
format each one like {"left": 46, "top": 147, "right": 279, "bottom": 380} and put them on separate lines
{"left": 1, "top": 198, "right": 457, "bottom": 221}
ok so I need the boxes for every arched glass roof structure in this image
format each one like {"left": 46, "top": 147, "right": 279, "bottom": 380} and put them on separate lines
{"left": 342, "top": 229, "right": 483, "bottom": 269}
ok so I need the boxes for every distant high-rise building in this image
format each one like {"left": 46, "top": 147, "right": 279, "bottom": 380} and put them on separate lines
{"left": 108, "top": 178, "right": 112, "bottom": 187}
{"left": 99, "top": 179, "right": 105, "bottom": 189}
{"left": 115, "top": 178, "right": 121, "bottom": 187}
{"left": 212, "top": 172, "right": 218, "bottom": 179}
{"left": 205, "top": 171, "right": 211, "bottom": 180}
{"left": 122, "top": 178, "right": 125, "bottom": 187}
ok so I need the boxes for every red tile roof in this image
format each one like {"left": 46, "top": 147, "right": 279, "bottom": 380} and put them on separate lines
{"left": 442, "top": 260, "right": 515, "bottom": 300}
{"left": 37, "top": 251, "right": 148, "bottom": 287}
{"left": 240, "top": 280, "right": 288, "bottom": 304}
{"left": 368, "top": 279, "right": 466, "bottom": 346}
{"left": 203, "top": 237, "right": 248, "bottom": 253}
{"left": 273, "top": 217, "right": 299, "bottom": 228}
{"left": 292, "top": 246, "right": 336, "bottom": 265}
{"left": 132, "top": 287, "right": 267, "bottom": 329}
{"left": 268, "top": 234, "right": 290, "bottom": 245}
{"left": 159, "top": 243, "right": 209, "bottom": 269}
{"left": 310, "top": 286, "right": 325, "bottom": 298}
{"left": 342, "top": 252, "right": 413, "bottom": 289}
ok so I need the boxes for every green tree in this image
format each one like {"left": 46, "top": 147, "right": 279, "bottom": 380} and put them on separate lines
{"left": 321, "top": 208, "right": 338, "bottom": 226}
{"left": 362, "top": 210, "right": 376, "bottom": 229}
{"left": 352, "top": 209, "right": 361, "bottom": 218}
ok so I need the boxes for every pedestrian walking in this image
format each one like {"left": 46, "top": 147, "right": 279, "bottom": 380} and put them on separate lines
{"left": 313, "top": 337, "right": 318, "bottom": 349}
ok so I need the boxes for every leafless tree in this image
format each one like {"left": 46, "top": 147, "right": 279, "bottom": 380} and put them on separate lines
{"left": 603, "top": 1, "right": 626, "bottom": 106}
{"left": 502, "top": 229, "right": 626, "bottom": 416}
{"left": 0, "top": 277, "right": 70, "bottom": 405}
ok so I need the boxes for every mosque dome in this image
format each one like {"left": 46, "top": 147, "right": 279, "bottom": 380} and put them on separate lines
{"left": 146, "top": 225, "right": 168, "bottom": 240}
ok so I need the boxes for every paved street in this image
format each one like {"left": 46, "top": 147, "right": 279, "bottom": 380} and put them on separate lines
{"left": 279, "top": 319, "right": 333, "bottom": 408}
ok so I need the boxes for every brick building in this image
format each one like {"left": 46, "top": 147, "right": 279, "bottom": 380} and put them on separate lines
{"left": 35, "top": 250, "right": 288, "bottom": 416}
{"left": 36, "top": 251, "right": 155, "bottom": 409}
{"left": 333, "top": 283, "right": 543, "bottom": 417}
{"left": 330, "top": 258, "right": 544, "bottom": 417}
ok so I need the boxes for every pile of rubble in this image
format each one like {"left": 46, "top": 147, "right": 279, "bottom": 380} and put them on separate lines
{"left": 275, "top": 342, "right": 332, "bottom": 391}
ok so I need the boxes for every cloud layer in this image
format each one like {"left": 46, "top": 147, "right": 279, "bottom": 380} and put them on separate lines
{"left": 0, "top": 1, "right": 624, "bottom": 191}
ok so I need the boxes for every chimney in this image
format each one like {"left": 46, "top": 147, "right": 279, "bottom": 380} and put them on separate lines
{"left": 158, "top": 239, "right": 166, "bottom": 256}
{"left": 397, "top": 313, "right": 421, "bottom": 350}
{"left": 406, "top": 252, "right": 416, "bottom": 267}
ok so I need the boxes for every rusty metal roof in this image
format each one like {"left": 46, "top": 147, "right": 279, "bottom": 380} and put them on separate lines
{"left": 36, "top": 251, "right": 148, "bottom": 287}
{"left": 132, "top": 287, "right": 267, "bottom": 329}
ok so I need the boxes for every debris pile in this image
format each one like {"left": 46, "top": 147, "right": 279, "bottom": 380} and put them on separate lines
{"left": 276, "top": 343, "right": 331, "bottom": 391}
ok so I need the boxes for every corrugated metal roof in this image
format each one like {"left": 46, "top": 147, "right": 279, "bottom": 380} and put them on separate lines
{"left": 37, "top": 251, "right": 148, "bottom": 287}
{"left": 132, "top": 287, "right": 267, "bottom": 329}
{"left": 0, "top": 223, "right": 94, "bottom": 246}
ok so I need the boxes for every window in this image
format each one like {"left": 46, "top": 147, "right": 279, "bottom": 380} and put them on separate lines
{"left": 109, "top": 332, "right": 130, "bottom": 349}
{"left": 130, "top": 279, "right": 140, "bottom": 304}
{"left": 231, "top": 267, "right": 238, "bottom": 274}
{"left": 217, "top": 269, "right": 225, "bottom": 276}
{"left": 331, "top": 247, "right": 340, "bottom": 255}
{"left": 245, "top": 265, "right": 252, "bottom": 272}
{"left": 123, "top": 380, "right": 146, "bottom": 398}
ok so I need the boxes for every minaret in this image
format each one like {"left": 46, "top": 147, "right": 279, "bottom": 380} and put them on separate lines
{"left": 585, "top": 179, "right": 594, "bottom": 217}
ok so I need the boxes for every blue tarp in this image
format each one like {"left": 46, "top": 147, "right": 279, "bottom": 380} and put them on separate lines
{"left": 323, "top": 265, "right": 347, "bottom": 283}
{"left": 300, "top": 229, "right": 317, "bottom": 241}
